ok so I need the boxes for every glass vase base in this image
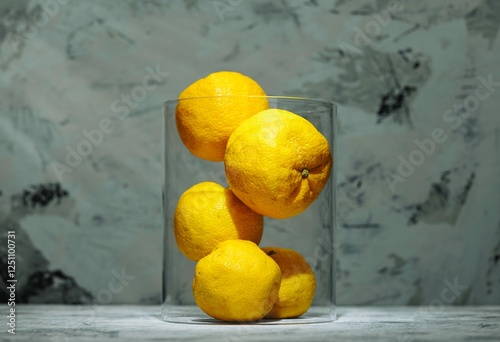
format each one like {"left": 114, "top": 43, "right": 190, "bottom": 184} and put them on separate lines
{"left": 161, "top": 305, "right": 336, "bottom": 325}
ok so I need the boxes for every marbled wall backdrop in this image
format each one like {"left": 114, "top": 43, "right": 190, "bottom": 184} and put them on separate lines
{"left": 0, "top": 0, "right": 499, "bottom": 305}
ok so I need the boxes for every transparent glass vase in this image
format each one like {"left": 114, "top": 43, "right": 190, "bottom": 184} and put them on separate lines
{"left": 162, "top": 96, "right": 337, "bottom": 324}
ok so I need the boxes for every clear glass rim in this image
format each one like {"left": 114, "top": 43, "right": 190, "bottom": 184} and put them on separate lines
{"left": 165, "top": 95, "right": 335, "bottom": 108}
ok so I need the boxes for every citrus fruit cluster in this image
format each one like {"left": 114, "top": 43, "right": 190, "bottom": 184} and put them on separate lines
{"left": 173, "top": 71, "right": 332, "bottom": 322}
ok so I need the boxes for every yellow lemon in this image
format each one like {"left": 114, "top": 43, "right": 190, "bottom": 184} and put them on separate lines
{"left": 193, "top": 240, "right": 282, "bottom": 322}
{"left": 224, "top": 109, "right": 332, "bottom": 219}
{"left": 261, "top": 247, "right": 316, "bottom": 318}
{"left": 174, "top": 181, "right": 263, "bottom": 261}
{"left": 176, "top": 71, "right": 268, "bottom": 161}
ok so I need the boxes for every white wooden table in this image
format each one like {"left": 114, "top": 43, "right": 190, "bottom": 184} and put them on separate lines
{"left": 1, "top": 305, "right": 499, "bottom": 341}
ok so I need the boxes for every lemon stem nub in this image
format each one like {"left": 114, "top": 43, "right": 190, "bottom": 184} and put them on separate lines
{"left": 301, "top": 169, "right": 309, "bottom": 179}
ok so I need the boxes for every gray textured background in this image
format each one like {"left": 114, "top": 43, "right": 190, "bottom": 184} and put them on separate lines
{"left": 0, "top": 0, "right": 499, "bottom": 305}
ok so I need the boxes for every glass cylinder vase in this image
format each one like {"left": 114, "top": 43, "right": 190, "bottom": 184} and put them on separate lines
{"left": 161, "top": 96, "right": 337, "bottom": 324}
